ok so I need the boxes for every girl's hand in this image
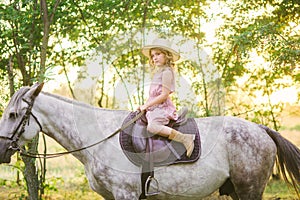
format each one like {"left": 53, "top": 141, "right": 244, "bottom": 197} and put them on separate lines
{"left": 138, "top": 104, "right": 148, "bottom": 112}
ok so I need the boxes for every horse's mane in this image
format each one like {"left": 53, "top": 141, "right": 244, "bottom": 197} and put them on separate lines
{"left": 5, "top": 86, "right": 127, "bottom": 119}
{"left": 42, "top": 92, "right": 130, "bottom": 115}
{"left": 41, "top": 91, "right": 98, "bottom": 110}
{"left": 5, "top": 86, "right": 108, "bottom": 115}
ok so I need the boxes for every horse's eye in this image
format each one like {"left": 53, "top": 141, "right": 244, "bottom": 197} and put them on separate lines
{"left": 9, "top": 112, "right": 17, "bottom": 119}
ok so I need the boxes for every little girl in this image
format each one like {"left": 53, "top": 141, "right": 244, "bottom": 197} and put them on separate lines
{"left": 138, "top": 38, "right": 195, "bottom": 157}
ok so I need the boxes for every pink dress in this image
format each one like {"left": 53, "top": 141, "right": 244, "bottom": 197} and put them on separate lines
{"left": 146, "top": 67, "right": 178, "bottom": 125}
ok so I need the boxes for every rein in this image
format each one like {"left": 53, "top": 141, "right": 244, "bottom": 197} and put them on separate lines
{"left": 20, "top": 110, "right": 144, "bottom": 159}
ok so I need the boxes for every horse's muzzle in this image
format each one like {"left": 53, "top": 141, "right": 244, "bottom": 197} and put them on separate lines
{"left": 0, "top": 140, "right": 17, "bottom": 163}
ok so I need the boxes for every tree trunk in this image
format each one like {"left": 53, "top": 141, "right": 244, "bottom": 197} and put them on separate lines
{"left": 22, "top": 137, "right": 39, "bottom": 200}
{"left": 8, "top": 56, "right": 14, "bottom": 97}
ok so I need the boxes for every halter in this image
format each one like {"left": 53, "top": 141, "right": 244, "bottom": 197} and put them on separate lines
{"left": 0, "top": 96, "right": 42, "bottom": 151}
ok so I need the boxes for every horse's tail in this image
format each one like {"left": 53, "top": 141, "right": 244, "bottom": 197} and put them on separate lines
{"left": 259, "top": 125, "right": 300, "bottom": 196}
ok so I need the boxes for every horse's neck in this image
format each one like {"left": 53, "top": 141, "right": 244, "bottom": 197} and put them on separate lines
{"left": 34, "top": 93, "right": 129, "bottom": 163}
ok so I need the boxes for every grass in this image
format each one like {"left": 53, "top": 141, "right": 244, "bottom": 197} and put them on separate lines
{"left": 0, "top": 137, "right": 104, "bottom": 200}
{"left": 0, "top": 179, "right": 102, "bottom": 200}
{"left": 0, "top": 178, "right": 298, "bottom": 199}
{"left": 0, "top": 157, "right": 102, "bottom": 200}
{"left": 291, "top": 124, "right": 300, "bottom": 131}
{"left": 264, "top": 179, "right": 299, "bottom": 200}
{"left": 281, "top": 124, "right": 300, "bottom": 132}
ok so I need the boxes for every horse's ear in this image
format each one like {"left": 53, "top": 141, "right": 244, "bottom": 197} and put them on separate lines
{"left": 24, "top": 82, "right": 44, "bottom": 100}
{"left": 32, "top": 82, "right": 44, "bottom": 98}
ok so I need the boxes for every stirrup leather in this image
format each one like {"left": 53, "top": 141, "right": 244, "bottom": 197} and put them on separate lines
{"left": 145, "top": 176, "right": 160, "bottom": 196}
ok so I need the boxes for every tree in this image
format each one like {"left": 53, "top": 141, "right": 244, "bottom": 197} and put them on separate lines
{"left": 0, "top": 0, "right": 83, "bottom": 199}
{"left": 213, "top": 0, "right": 300, "bottom": 127}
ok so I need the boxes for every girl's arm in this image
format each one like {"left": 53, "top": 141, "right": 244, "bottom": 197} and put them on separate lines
{"left": 139, "top": 70, "right": 173, "bottom": 111}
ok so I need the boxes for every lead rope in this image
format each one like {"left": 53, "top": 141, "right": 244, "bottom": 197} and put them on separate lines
{"left": 20, "top": 110, "right": 145, "bottom": 159}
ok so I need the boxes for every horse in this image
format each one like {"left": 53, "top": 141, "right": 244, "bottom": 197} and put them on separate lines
{"left": 0, "top": 82, "right": 299, "bottom": 200}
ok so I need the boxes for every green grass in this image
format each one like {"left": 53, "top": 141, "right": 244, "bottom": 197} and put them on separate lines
{"left": 0, "top": 157, "right": 102, "bottom": 200}
{"left": 264, "top": 179, "right": 299, "bottom": 200}
{"left": 0, "top": 179, "right": 102, "bottom": 200}
{"left": 280, "top": 124, "right": 300, "bottom": 132}
{"left": 0, "top": 174, "right": 298, "bottom": 199}
{"left": 291, "top": 124, "right": 300, "bottom": 131}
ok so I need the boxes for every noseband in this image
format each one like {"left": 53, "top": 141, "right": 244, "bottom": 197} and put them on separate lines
{"left": 0, "top": 97, "right": 42, "bottom": 151}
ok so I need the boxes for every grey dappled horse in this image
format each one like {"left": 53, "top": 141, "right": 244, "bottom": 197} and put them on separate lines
{"left": 0, "top": 83, "right": 299, "bottom": 200}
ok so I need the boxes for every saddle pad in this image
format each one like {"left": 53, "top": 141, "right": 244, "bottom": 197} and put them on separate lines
{"left": 119, "top": 112, "right": 201, "bottom": 167}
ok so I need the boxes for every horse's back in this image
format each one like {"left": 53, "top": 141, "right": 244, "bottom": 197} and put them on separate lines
{"left": 194, "top": 116, "right": 276, "bottom": 158}
{"left": 195, "top": 116, "right": 276, "bottom": 199}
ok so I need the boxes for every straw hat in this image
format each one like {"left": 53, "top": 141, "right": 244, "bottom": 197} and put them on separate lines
{"left": 141, "top": 38, "right": 180, "bottom": 61}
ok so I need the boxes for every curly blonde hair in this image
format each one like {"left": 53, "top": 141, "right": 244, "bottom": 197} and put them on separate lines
{"left": 148, "top": 48, "right": 175, "bottom": 68}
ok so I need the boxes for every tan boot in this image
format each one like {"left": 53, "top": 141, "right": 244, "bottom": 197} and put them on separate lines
{"left": 168, "top": 129, "right": 195, "bottom": 157}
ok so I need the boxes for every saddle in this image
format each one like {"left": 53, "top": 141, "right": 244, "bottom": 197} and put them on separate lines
{"left": 119, "top": 109, "right": 201, "bottom": 198}
{"left": 120, "top": 108, "right": 201, "bottom": 167}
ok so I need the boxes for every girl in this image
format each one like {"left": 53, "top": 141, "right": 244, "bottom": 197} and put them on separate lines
{"left": 139, "top": 38, "right": 195, "bottom": 157}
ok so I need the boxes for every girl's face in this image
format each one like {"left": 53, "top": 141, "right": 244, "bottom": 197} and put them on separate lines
{"left": 150, "top": 49, "right": 167, "bottom": 66}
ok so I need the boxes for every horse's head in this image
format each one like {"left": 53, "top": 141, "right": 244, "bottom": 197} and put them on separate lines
{"left": 0, "top": 82, "right": 44, "bottom": 163}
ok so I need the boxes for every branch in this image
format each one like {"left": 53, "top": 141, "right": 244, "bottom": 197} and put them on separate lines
{"left": 49, "top": 0, "right": 61, "bottom": 24}
{"left": 71, "top": 0, "right": 101, "bottom": 45}
{"left": 142, "top": 0, "right": 151, "bottom": 28}
{"left": 40, "top": 0, "right": 61, "bottom": 82}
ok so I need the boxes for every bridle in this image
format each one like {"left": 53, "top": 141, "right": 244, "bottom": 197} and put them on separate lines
{"left": 0, "top": 96, "right": 40, "bottom": 152}
{"left": 0, "top": 92, "right": 144, "bottom": 159}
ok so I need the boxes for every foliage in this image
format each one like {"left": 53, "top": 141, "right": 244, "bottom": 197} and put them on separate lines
{"left": 213, "top": 0, "right": 300, "bottom": 129}
{"left": 1, "top": 0, "right": 297, "bottom": 119}
{"left": 0, "top": 0, "right": 69, "bottom": 199}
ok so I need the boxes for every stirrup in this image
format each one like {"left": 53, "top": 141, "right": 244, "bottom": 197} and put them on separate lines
{"left": 145, "top": 176, "right": 160, "bottom": 196}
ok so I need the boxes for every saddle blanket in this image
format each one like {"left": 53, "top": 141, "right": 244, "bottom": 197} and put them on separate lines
{"left": 119, "top": 111, "right": 201, "bottom": 167}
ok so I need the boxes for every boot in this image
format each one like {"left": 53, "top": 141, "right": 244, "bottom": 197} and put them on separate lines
{"left": 168, "top": 129, "right": 195, "bottom": 157}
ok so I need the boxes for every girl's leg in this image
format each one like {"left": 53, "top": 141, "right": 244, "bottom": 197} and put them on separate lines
{"left": 147, "top": 122, "right": 172, "bottom": 137}
{"left": 168, "top": 129, "right": 195, "bottom": 157}
{"left": 147, "top": 122, "right": 195, "bottom": 157}
{"left": 146, "top": 109, "right": 195, "bottom": 157}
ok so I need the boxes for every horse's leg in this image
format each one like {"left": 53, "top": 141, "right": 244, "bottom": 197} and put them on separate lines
{"left": 226, "top": 125, "right": 277, "bottom": 200}
{"left": 229, "top": 155, "right": 275, "bottom": 199}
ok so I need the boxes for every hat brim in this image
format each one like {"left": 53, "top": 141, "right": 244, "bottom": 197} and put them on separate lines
{"left": 142, "top": 45, "right": 180, "bottom": 62}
